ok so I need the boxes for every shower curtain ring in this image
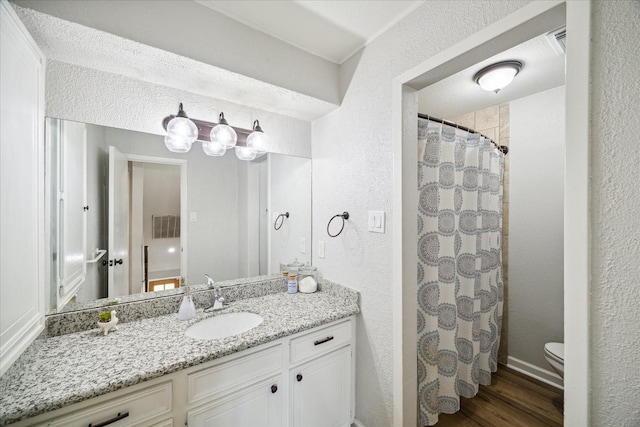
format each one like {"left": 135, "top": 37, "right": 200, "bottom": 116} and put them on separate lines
{"left": 327, "top": 211, "right": 349, "bottom": 237}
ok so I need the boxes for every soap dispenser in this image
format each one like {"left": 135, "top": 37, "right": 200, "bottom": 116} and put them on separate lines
{"left": 178, "top": 286, "right": 196, "bottom": 321}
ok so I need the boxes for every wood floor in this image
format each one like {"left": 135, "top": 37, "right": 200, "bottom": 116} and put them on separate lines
{"left": 435, "top": 366, "right": 564, "bottom": 427}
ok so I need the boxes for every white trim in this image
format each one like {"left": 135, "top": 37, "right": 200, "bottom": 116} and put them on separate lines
{"left": 392, "top": 1, "right": 590, "bottom": 425}
{"left": 506, "top": 356, "right": 564, "bottom": 390}
{"left": 0, "top": 0, "right": 46, "bottom": 376}
{"left": 351, "top": 418, "right": 366, "bottom": 427}
{"left": 122, "top": 153, "right": 188, "bottom": 284}
{"left": 563, "top": 2, "right": 591, "bottom": 424}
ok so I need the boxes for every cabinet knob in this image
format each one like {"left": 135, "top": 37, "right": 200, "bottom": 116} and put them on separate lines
{"left": 271, "top": 384, "right": 278, "bottom": 393}
{"left": 296, "top": 373, "right": 303, "bottom": 382}
{"left": 114, "top": 259, "right": 123, "bottom": 265}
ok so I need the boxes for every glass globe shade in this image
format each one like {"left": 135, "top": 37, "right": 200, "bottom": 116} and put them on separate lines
{"left": 477, "top": 67, "right": 518, "bottom": 93}
{"left": 202, "top": 140, "right": 226, "bottom": 156}
{"left": 164, "top": 135, "right": 193, "bottom": 153}
{"left": 166, "top": 116, "right": 198, "bottom": 143}
{"left": 210, "top": 123, "right": 237, "bottom": 149}
{"left": 235, "top": 146, "right": 257, "bottom": 161}
{"left": 247, "top": 131, "right": 270, "bottom": 154}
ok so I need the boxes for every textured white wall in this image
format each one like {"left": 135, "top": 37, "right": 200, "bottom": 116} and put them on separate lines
{"left": 13, "top": 0, "right": 339, "bottom": 106}
{"left": 590, "top": 1, "right": 640, "bottom": 425}
{"left": 44, "top": 60, "right": 312, "bottom": 158}
{"left": 311, "top": 1, "right": 529, "bottom": 425}
{"left": 509, "top": 86, "right": 565, "bottom": 370}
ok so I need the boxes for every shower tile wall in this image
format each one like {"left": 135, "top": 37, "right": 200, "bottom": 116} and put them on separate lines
{"left": 450, "top": 103, "right": 510, "bottom": 364}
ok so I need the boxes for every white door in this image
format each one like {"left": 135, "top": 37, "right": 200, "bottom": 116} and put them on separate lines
{"left": 188, "top": 376, "right": 282, "bottom": 427}
{"left": 57, "top": 120, "right": 87, "bottom": 308}
{"left": 290, "top": 347, "right": 352, "bottom": 427}
{"left": 108, "top": 146, "right": 129, "bottom": 297}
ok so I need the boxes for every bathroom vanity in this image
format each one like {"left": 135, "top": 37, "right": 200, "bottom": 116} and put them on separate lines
{"left": 0, "top": 282, "right": 359, "bottom": 427}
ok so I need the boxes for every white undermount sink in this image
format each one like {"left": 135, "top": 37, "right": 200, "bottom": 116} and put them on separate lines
{"left": 185, "top": 312, "right": 263, "bottom": 340}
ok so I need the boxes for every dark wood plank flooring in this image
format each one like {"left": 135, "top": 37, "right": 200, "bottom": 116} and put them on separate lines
{"left": 435, "top": 366, "right": 564, "bottom": 426}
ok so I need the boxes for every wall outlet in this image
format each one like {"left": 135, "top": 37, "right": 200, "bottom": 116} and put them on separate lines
{"left": 318, "top": 241, "right": 325, "bottom": 259}
{"left": 190, "top": 212, "right": 198, "bottom": 222}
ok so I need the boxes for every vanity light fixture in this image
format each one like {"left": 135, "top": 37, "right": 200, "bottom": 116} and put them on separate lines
{"left": 474, "top": 61, "right": 522, "bottom": 93}
{"left": 165, "top": 103, "right": 198, "bottom": 153}
{"left": 162, "top": 104, "right": 270, "bottom": 160}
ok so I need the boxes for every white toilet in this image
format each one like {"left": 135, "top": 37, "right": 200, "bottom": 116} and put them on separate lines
{"left": 544, "top": 342, "right": 564, "bottom": 378}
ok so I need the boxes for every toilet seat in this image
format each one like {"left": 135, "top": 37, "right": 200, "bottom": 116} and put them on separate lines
{"left": 544, "top": 342, "right": 564, "bottom": 363}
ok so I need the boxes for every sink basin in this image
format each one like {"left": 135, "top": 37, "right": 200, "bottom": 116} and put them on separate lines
{"left": 185, "top": 312, "right": 263, "bottom": 340}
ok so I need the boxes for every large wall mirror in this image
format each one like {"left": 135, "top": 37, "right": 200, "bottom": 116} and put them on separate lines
{"left": 46, "top": 118, "right": 311, "bottom": 314}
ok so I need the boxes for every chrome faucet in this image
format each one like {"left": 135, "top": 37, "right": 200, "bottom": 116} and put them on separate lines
{"left": 204, "top": 286, "right": 229, "bottom": 312}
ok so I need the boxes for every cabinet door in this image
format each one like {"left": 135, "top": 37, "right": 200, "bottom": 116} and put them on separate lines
{"left": 290, "top": 346, "right": 352, "bottom": 427}
{"left": 188, "top": 376, "right": 282, "bottom": 427}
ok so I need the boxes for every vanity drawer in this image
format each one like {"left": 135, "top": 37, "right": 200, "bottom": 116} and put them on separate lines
{"left": 38, "top": 381, "right": 172, "bottom": 427}
{"left": 290, "top": 319, "right": 352, "bottom": 364}
{"left": 187, "top": 344, "right": 282, "bottom": 405}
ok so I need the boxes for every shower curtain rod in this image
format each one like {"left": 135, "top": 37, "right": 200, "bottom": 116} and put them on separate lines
{"left": 418, "top": 113, "right": 508, "bottom": 155}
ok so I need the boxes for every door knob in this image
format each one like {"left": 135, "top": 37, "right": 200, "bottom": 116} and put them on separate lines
{"left": 296, "top": 374, "right": 303, "bottom": 382}
{"left": 271, "top": 385, "right": 278, "bottom": 393}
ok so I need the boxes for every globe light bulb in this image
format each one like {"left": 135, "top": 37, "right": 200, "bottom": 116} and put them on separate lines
{"left": 202, "top": 139, "right": 226, "bottom": 156}
{"left": 165, "top": 103, "right": 197, "bottom": 152}
{"left": 247, "top": 120, "right": 270, "bottom": 154}
{"left": 164, "top": 134, "right": 192, "bottom": 153}
{"left": 210, "top": 112, "right": 237, "bottom": 149}
{"left": 235, "top": 146, "right": 257, "bottom": 161}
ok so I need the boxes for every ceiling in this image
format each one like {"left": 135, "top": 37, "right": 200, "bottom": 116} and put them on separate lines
{"left": 196, "top": 0, "right": 425, "bottom": 64}
{"left": 418, "top": 30, "right": 566, "bottom": 119}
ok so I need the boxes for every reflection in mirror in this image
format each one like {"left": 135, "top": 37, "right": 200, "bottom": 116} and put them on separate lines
{"left": 46, "top": 118, "right": 311, "bottom": 314}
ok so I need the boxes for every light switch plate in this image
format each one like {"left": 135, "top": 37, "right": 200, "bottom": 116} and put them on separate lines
{"left": 300, "top": 238, "right": 306, "bottom": 254}
{"left": 318, "top": 241, "right": 325, "bottom": 258}
{"left": 368, "top": 211, "right": 385, "bottom": 233}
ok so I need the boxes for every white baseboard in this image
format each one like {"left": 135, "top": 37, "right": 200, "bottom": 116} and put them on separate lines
{"left": 506, "top": 356, "right": 564, "bottom": 390}
{"left": 351, "top": 418, "right": 365, "bottom": 427}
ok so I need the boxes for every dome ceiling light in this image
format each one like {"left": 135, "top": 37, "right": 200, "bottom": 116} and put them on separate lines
{"left": 474, "top": 61, "right": 523, "bottom": 93}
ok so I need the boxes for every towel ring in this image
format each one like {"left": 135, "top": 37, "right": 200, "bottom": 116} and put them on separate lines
{"left": 274, "top": 212, "right": 289, "bottom": 230}
{"left": 327, "top": 212, "right": 349, "bottom": 237}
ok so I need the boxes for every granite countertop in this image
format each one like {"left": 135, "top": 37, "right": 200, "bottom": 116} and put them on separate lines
{"left": 0, "top": 284, "right": 360, "bottom": 425}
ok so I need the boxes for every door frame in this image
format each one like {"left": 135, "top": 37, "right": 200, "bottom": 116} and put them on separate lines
{"left": 123, "top": 153, "right": 188, "bottom": 285}
{"left": 391, "top": 1, "right": 590, "bottom": 425}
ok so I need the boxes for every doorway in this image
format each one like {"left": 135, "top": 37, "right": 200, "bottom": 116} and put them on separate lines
{"left": 108, "top": 149, "right": 187, "bottom": 297}
{"left": 392, "top": 2, "right": 590, "bottom": 425}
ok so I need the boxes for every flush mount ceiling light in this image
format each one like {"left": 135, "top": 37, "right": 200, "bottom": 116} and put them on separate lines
{"left": 162, "top": 104, "right": 270, "bottom": 160}
{"left": 474, "top": 61, "right": 522, "bottom": 93}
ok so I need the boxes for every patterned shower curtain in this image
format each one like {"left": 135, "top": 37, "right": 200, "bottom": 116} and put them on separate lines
{"left": 417, "top": 118, "right": 505, "bottom": 426}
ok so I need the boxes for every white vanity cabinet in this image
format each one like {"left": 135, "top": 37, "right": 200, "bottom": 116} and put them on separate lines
{"left": 8, "top": 317, "right": 355, "bottom": 427}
